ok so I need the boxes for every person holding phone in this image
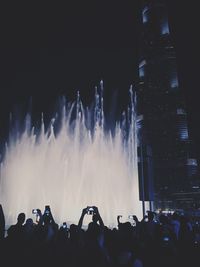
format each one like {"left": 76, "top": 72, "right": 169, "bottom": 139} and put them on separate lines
{"left": 78, "top": 206, "right": 104, "bottom": 230}
{"left": 77, "top": 206, "right": 110, "bottom": 266}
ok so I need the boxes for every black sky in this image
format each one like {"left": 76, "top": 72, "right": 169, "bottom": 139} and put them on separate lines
{"left": 0, "top": 1, "right": 200, "bottom": 156}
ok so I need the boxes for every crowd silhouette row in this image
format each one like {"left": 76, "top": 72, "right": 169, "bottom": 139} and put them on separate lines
{"left": 0, "top": 204, "right": 200, "bottom": 267}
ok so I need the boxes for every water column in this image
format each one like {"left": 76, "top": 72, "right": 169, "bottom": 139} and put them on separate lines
{"left": 0, "top": 83, "right": 142, "bottom": 227}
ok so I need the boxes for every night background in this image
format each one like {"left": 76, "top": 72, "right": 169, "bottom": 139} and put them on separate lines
{"left": 1, "top": 2, "right": 200, "bottom": 265}
{"left": 0, "top": 0, "right": 199, "bottom": 157}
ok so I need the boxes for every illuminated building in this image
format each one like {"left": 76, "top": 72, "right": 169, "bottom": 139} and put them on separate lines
{"left": 137, "top": 0, "right": 199, "bottom": 211}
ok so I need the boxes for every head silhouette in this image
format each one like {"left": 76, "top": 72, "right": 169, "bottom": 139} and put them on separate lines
{"left": 147, "top": 211, "right": 155, "bottom": 221}
{"left": 17, "top": 213, "right": 25, "bottom": 225}
{"left": 25, "top": 218, "right": 33, "bottom": 226}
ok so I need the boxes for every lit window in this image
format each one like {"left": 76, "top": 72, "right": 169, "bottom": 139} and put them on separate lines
{"left": 187, "top": 159, "right": 198, "bottom": 166}
{"left": 139, "top": 68, "right": 144, "bottom": 77}
{"left": 139, "top": 60, "right": 146, "bottom": 78}
{"left": 142, "top": 7, "right": 149, "bottom": 23}
{"left": 177, "top": 108, "right": 186, "bottom": 115}
{"left": 177, "top": 118, "right": 188, "bottom": 141}
{"left": 180, "top": 129, "right": 188, "bottom": 140}
{"left": 161, "top": 19, "right": 169, "bottom": 35}
{"left": 171, "top": 76, "right": 178, "bottom": 88}
{"left": 139, "top": 60, "right": 146, "bottom": 68}
{"left": 170, "top": 70, "right": 179, "bottom": 89}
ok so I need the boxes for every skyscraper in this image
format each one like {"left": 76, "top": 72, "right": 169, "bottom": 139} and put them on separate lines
{"left": 137, "top": 0, "right": 199, "bottom": 212}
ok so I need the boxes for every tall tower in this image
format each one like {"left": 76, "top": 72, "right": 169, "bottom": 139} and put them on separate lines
{"left": 137, "top": 0, "right": 199, "bottom": 212}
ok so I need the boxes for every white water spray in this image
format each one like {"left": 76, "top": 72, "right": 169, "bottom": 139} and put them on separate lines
{"left": 0, "top": 83, "right": 142, "bottom": 227}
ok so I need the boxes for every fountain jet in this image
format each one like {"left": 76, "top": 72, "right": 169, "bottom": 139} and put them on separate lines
{"left": 0, "top": 84, "right": 142, "bottom": 227}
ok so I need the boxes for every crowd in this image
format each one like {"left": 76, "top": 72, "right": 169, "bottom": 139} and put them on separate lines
{"left": 0, "top": 203, "right": 200, "bottom": 267}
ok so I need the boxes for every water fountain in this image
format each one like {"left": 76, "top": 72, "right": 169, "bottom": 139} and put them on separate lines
{"left": 0, "top": 82, "right": 142, "bottom": 227}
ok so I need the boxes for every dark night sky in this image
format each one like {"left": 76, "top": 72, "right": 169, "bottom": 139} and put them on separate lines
{"left": 0, "top": 1, "right": 200, "bottom": 156}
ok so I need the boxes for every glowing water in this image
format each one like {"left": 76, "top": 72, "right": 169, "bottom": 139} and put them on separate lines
{"left": 0, "top": 84, "right": 142, "bottom": 227}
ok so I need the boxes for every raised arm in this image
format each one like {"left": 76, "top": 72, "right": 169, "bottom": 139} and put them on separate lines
{"left": 93, "top": 206, "right": 104, "bottom": 229}
{"left": 117, "top": 215, "right": 122, "bottom": 229}
{"left": 36, "top": 209, "right": 43, "bottom": 225}
{"left": 133, "top": 215, "right": 139, "bottom": 225}
{"left": 78, "top": 207, "right": 88, "bottom": 229}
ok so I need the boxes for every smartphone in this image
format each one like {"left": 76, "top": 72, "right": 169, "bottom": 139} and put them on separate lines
{"left": 32, "top": 209, "right": 38, "bottom": 214}
{"left": 163, "top": 237, "right": 169, "bottom": 242}
{"left": 87, "top": 207, "right": 94, "bottom": 215}
{"left": 45, "top": 205, "right": 50, "bottom": 215}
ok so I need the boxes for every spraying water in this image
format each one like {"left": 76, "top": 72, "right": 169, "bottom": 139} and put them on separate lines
{"left": 0, "top": 83, "right": 142, "bottom": 227}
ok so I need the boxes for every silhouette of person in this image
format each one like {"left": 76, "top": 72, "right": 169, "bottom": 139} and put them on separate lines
{"left": 7, "top": 212, "right": 26, "bottom": 242}
{"left": 0, "top": 204, "right": 5, "bottom": 240}
{"left": 78, "top": 206, "right": 110, "bottom": 267}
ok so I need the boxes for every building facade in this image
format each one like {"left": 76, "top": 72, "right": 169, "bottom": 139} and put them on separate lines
{"left": 137, "top": 0, "right": 199, "bottom": 212}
